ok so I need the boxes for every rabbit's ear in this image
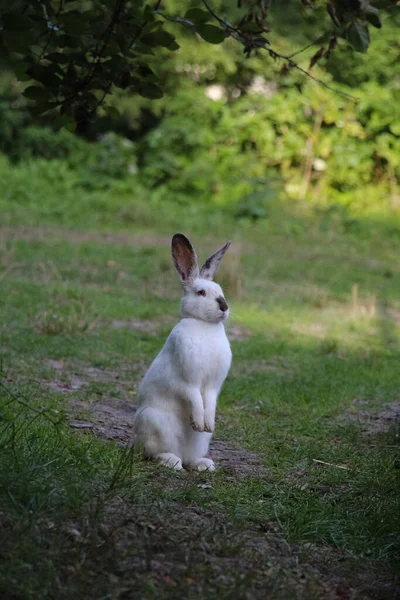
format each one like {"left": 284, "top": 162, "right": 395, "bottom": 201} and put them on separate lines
{"left": 172, "top": 233, "right": 199, "bottom": 287}
{"left": 200, "top": 241, "right": 231, "bottom": 281}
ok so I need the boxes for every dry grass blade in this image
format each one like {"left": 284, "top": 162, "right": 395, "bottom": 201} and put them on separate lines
{"left": 312, "top": 459, "right": 350, "bottom": 471}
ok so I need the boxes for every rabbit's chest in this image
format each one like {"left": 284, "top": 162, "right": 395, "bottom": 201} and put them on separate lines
{"left": 179, "top": 329, "right": 231, "bottom": 384}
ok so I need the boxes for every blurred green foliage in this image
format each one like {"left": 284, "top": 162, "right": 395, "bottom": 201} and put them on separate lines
{"left": 0, "top": 2, "right": 399, "bottom": 225}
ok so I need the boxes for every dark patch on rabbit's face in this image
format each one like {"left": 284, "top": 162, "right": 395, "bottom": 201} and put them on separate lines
{"left": 216, "top": 296, "right": 229, "bottom": 313}
{"left": 180, "top": 279, "right": 230, "bottom": 323}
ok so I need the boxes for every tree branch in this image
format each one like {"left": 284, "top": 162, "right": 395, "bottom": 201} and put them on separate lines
{"left": 266, "top": 47, "right": 358, "bottom": 100}
{"left": 202, "top": 0, "right": 239, "bottom": 32}
{"left": 199, "top": 0, "right": 357, "bottom": 100}
{"left": 287, "top": 32, "right": 330, "bottom": 59}
{"left": 155, "top": 12, "right": 195, "bottom": 30}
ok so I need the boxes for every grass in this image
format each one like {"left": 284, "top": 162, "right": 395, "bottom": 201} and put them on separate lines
{"left": 0, "top": 166, "right": 400, "bottom": 599}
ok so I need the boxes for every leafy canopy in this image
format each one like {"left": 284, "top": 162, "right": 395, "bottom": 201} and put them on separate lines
{"left": 0, "top": 0, "right": 396, "bottom": 128}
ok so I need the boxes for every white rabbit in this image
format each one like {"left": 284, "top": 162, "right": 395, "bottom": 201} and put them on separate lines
{"left": 133, "top": 233, "right": 232, "bottom": 472}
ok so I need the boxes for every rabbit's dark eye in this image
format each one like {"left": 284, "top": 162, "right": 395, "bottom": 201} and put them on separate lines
{"left": 197, "top": 289, "right": 206, "bottom": 297}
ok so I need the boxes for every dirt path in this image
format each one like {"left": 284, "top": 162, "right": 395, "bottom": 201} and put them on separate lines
{"left": 42, "top": 358, "right": 267, "bottom": 477}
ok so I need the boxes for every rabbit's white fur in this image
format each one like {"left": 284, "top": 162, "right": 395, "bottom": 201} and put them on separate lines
{"left": 134, "top": 234, "right": 232, "bottom": 471}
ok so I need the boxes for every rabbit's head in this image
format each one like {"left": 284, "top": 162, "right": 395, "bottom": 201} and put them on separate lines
{"left": 172, "top": 234, "right": 231, "bottom": 324}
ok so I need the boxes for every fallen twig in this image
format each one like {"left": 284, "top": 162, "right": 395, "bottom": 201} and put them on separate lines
{"left": 312, "top": 459, "right": 350, "bottom": 470}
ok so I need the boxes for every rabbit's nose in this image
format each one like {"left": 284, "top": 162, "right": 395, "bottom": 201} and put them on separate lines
{"left": 217, "top": 296, "right": 228, "bottom": 312}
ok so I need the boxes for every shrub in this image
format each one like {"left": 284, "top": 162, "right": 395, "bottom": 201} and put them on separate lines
{"left": 136, "top": 81, "right": 400, "bottom": 219}
{"left": 10, "top": 126, "right": 87, "bottom": 163}
{"left": 6, "top": 126, "right": 138, "bottom": 191}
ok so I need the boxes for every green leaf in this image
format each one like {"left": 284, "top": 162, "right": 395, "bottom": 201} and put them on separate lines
{"left": 60, "top": 12, "right": 89, "bottom": 35}
{"left": 143, "top": 4, "right": 155, "bottom": 21}
{"left": 196, "top": 24, "right": 226, "bottom": 44}
{"left": 168, "top": 41, "right": 180, "bottom": 51}
{"left": 30, "top": 101, "right": 58, "bottom": 116}
{"left": 66, "top": 52, "right": 89, "bottom": 67}
{"left": 1, "top": 13, "right": 35, "bottom": 31}
{"left": 22, "top": 86, "right": 49, "bottom": 100}
{"left": 84, "top": 92, "right": 99, "bottom": 107}
{"left": 46, "top": 52, "right": 70, "bottom": 65}
{"left": 370, "top": 0, "right": 393, "bottom": 7}
{"left": 62, "top": 118, "right": 77, "bottom": 133}
{"left": 364, "top": 6, "right": 382, "bottom": 28}
{"left": 240, "top": 22, "right": 264, "bottom": 33}
{"left": 347, "top": 22, "right": 370, "bottom": 54}
{"left": 138, "top": 83, "right": 164, "bottom": 99}
{"left": 117, "top": 36, "right": 130, "bottom": 55}
{"left": 127, "top": 76, "right": 140, "bottom": 89}
{"left": 252, "top": 34, "right": 270, "bottom": 48}
{"left": 131, "top": 44, "right": 155, "bottom": 56}
{"left": 14, "top": 63, "right": 31, "bottom": 82}
{"left": 60, "top": 101, "right": 73, "bottom": 117}
{"left": 141, "top": 30, "right": 176, "bottom": 48}
{"left": 184, "top": 8, "right": 211, "bottom": 23}
{"left": 55, "top": 114, "right": 77, "bottom": 132}
{"left": 138, "top": 65, "right": 156, "bottom": 79}
{"left": 103, "top": 55, "right": 129, "bottom": 72}
{"left": 389, "top": 122, "right": 400, "bottom": 136}
{"left": 28, "top": 64, "right": 62, "bottom": 86}
{"left": 2, "top": 29, "right": 36, "bottom": 52}
{"left": 106, "top": 106, "right": 120, "bottom": 120}
{"left": 104, "top": 40, "right": 120, "bottom": 56}
{"left": 60, "top": 35, "right": 81, "bottom": 48}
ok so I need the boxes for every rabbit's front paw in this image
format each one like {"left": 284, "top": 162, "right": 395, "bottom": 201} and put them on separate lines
{"left": 203, "top": 412, "right": 215, "bottom": 433}
{"left": 190, "top": 412, "right": 205, "bottom": 432}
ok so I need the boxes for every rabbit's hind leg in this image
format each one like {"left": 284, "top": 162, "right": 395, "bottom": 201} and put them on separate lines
{"left": 157, "top": 453, "right": 183, "bottom": 470}
{"left": 134, "top": 407, "right": 183, "bottom": 470}
{"left": 183, "top": 431, "right": 215, "bottom": 472}
{"left": 189, "top": 457, "right": 215, "bottom": 472}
